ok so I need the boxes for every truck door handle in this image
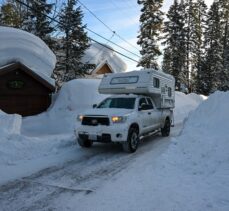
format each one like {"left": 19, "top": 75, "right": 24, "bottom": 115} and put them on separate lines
{"left": 148, "top": 112, "right": 151, "bottom": 115}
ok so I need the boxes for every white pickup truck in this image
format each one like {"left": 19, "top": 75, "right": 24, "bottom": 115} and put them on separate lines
{"left": 75, "top": 94, "right": 173, "bottom": 152}
{"left": 75, "top": 69, "right": 175, "bottom": 153}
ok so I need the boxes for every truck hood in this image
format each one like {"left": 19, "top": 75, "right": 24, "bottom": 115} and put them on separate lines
{"left": 81, "top": 108, "right": 133, "bottom": 117}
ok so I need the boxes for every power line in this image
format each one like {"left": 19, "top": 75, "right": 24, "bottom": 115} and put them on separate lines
{"left": 78, "top": 0, "right": 141, "bottom": 53}
{"left": 14, "top": 0, "right": 139, "bottom": 63}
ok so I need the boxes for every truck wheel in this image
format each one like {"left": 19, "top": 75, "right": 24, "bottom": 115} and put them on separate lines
{"left": 122, "top": 128, "right": 139, "bottom": 153}
{"left": 78, "top": 138, "right": 93, "bottom": 148}
{"left": 161, "top": 118, "right": 170, "bottom": 137}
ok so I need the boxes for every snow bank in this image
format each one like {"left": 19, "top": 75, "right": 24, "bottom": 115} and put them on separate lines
{"left": 52, "top": 79, "right": 107, "bottom": 112}
{"left": 0, "top": 26, "right": 56, "bottom": 85}
{"left": 172, "top": 91, "right": 229, "bottom": 173}
{"left": 82, "top": 42, "right": 127, "bottom": 73}
{"left": 21, "top": 79, "right": 108, "bottom": 135}
{"left": 0, "top": 110, "right": 22, "bottom": 135}
{"left": 174, "top": 92, "right": 205, "bottom": 123}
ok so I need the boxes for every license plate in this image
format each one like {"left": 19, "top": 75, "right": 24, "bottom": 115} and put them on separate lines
{"left": 89, "top": 134, "right": 97, "bottom": 140}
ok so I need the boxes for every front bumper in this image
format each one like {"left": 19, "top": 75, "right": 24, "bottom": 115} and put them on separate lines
{"left": 75, "top": 124, "right": 129, "bottom": 143}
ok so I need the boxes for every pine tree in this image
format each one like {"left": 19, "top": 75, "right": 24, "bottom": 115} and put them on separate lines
{"left": 219, "top": 0, "right": 229, "bottom": 90}
{"left": 0, "top": 0, "right": 25, "bottom": 27}
{"left": 203, "top": 1, "right": 223, "bottom": 94}
{"left": 137, "top": 0, "right": 164, "bottom": 69}
{"left": 191, "top": 0, "right": 208, "bottom": 93}
{"left": 54, "top": 0, "right": 89, "bottom": 87}
{"left": 22, "top": 0, "right": 54, "bottom": 47}
{"left": 162, "top": 0, "right": 186, "bottom": 90}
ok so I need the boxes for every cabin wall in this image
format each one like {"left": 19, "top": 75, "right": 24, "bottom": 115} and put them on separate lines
{"left": 0, "top": 68, "right": 53, "bottom": 116}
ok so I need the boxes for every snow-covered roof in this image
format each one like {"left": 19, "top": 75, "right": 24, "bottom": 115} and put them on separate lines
{"left": 82, "top": 42, "right": 127, "bottom": 73}
{"left": 0, "top": 27, "right": 56, "bottom": 86}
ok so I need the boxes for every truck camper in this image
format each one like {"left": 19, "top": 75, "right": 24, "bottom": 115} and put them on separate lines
{"left": 75, "top": 69, "right": 175, "bottom": 153}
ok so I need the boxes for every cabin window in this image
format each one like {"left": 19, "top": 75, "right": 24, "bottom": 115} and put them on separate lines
{"left": 168, "top": 87, "right": 172, "bottom": 97}
{"left": 110, "top": 76, "right": 139, "bottom": 84}
{"left": 7, "top": 80, "right": 25, "bottom": 89}
{"left": 153, "top": 77, "right": 160, "bottom": 88}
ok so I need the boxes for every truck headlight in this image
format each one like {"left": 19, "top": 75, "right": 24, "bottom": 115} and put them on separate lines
{"left": 77, "top": 115, "right": 84, "bottom": 121}
{"left": 111, "top": 116, "right": 127, "bottom": 123}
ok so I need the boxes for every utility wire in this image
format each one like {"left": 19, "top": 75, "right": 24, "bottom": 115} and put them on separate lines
{"left": 14, "top": 0, "right": 139, "bottom": 63}
{"left": 78, "top": 0, "right": 141, "bottom": 53}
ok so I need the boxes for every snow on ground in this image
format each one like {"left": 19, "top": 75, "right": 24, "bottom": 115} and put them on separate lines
{"left": 0, "top": 26, "right": 56, "bottom": 86}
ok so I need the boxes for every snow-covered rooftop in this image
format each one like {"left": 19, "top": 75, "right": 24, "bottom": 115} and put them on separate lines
{"left": 82, "top": 42, "right": 127, "bottom": 73}
{"left": 0, "top": 27, "right": 56, "bottom": 86}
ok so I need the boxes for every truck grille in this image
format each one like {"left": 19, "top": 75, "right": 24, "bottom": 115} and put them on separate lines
{"left": 82, "top": 116, "right": 110, "bottom": 126}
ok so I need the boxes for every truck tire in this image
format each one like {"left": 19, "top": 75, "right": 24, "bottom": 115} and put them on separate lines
{"left": 78, "top": 138, "right": 93, "bottom": 148}
{"left": 161, "top": 118, "right": 171, "bottom": 137}
{"left": 122, "top": 128, "right": 139, "bottom": 153}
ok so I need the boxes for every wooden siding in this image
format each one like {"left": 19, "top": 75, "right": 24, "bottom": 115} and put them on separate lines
{"left": 0, "top": 66, "right": 53, "bottom": 116}
{"left": 96, "top": 63, "right": 112, "bottom": 74}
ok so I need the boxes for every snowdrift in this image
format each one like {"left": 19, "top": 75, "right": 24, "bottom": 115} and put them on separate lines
{"left": 0, "top": 110, "right": 22, "bottom": 136}
{"left": 52, "top": 79, "right": 108, "bottom": 111}
{"left": 157, "top": 91, "right": 229, "bottom": 210}
{"left": 172, "top": 91, "right": 229, "bottom": 172}
{"left": 0, "top": 26, "right": 56, "bottom": 85}
{"left": 174, "top": 92, "right": 205, "bottom": 123}
{"left": 21, "top": 79, "right": 108, "bottom": 135}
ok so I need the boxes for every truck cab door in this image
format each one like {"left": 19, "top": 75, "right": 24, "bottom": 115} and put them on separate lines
{"left": 146, "top": 97, "right": 161, "bottom": 130}
{"left": 138, "top": 97, "right": 152, "bottom": 133}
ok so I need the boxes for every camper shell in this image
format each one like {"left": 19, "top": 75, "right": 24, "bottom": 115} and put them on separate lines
{"left": 98, "top": 69, "right": 175, "bottom": 108}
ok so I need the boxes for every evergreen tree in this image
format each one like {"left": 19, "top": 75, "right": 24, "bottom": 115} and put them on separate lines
{"left": 219, "top": 0, "right": 229, "bottom": 90}
{"left": 183, "top": 0, "right": 196, "bottom": 90}
{"left": 191, "top": 0, "right": 208, "bottom": 93}
{"left": 137, "top": 0, "right": 164, "bottom": 69}
{"left": 54, "top": 0, "right": 89, "bottom": 87}
{"left": 162, "top": 0, "right": 186, "bottom": 90}
{"left": 203, "top": 1, "right": 223, "bottom": 94}
{"left": 0, "top": 0, "right": 25, "bottom": 27}
{"left": 22, "top": 0, "right": 54, "bottom": 47}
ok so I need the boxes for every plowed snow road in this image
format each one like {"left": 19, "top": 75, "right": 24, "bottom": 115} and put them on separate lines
{"left": 0, "top": 124, "right": 182, "bottom": 211}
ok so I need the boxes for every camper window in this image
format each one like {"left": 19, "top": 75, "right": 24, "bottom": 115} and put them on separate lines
{"left": 110, "top": 76, "right": 139, "bottom": 84}
{"left": 153, "top": 78, "right": 160, "bottom": 88}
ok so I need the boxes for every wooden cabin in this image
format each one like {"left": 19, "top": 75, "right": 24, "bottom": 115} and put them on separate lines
{"left": 0, "top": 62, "right": 55, "bottom": 116}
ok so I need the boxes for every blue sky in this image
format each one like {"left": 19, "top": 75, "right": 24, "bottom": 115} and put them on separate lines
{"left": 81, "top": 0, "right": 214, "bottom": 71}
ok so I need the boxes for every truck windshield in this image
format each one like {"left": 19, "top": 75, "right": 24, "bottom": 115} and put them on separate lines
{"left": 97, "top": 98, "right": 136, "bottom": 109}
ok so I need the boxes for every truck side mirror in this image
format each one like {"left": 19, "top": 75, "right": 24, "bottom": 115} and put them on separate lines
{"left": 93, "top": 104, "right": 97, "bottom": 108}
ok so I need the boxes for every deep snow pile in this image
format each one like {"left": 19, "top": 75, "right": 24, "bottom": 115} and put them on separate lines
{"left": 21, "top": 79, "right": 108, "bottom": 135}
{"left": 0, "top": 26, "right": 56, "bottom": 85}
{"left": 174, "top": 92, "right": 207, "bottom": 123}
{"left": 157, "top": 91, "right": 229, "bottom": 210}
{"left": 0, "top": 110, "right": 21, "bottom": 135}
{"left": 169, "top": 91, "right": 229, "bottom": 174}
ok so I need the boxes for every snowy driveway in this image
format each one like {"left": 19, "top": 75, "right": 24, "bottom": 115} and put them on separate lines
{"left": 0, "top": 124, "right": 182, "bottom": 211}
